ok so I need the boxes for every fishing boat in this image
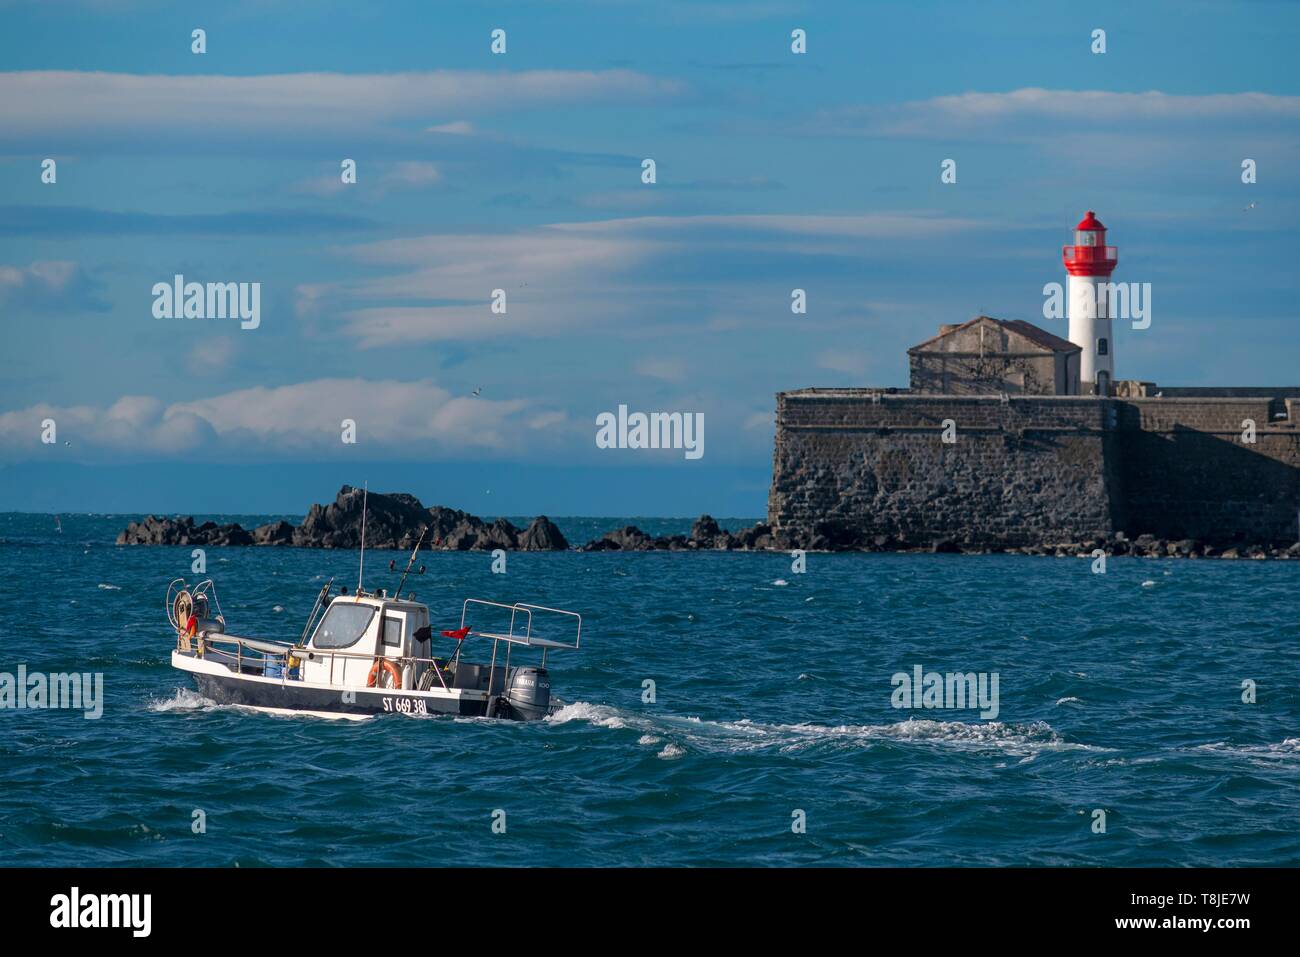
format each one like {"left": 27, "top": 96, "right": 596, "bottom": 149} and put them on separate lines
{"left": 167, "top": 578, "right": 581, "bottom": 721}
{"left": 165, "top": 502, "right": 582, "bottom": 721}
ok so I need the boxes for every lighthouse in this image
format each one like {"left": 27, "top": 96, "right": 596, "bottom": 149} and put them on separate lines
{"left": 1062, "top": 211, "right": 1119, "bottom": 395}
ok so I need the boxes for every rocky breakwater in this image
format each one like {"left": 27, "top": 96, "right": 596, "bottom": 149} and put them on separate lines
{"left": 118, "top": 490, "right": 1298, "bottom": 558}
{"left": 775, "top": 526, "right": 1300, "bottom": 560}
{"left": 578, "top": 515, "right": 775, "bottom": 551}
{"left": 116, "top": 485, "right": 569, "bottom": 551}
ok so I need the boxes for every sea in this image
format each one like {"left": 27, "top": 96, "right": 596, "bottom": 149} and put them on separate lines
{"left": 1, "top": 511, "right": 1298, "bottom": 867}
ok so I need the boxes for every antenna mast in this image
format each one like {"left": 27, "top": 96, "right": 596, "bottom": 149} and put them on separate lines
{"left": 357, "top": 482, "right": 368, "bottom": 596}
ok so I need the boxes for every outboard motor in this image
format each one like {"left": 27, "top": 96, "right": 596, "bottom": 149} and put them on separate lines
{"left": 504, "top": 666, "right": 551, "bottom": 720}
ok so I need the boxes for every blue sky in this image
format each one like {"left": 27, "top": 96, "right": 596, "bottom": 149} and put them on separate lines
{"left": 1, "top": 0, "right": 1297, "bottom": 516}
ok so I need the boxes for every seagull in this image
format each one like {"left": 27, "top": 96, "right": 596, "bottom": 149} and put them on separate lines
{"left": 1244, "top": 201, "right": 1258, "bottom": 211}
{"left": 471, "top": 387, "right": 482, "bottom": 397}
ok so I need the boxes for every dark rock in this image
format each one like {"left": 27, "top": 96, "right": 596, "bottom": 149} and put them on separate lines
{"left": 481, "top": 517, "right": 521, "bottom": 550}
{"left": 690, "top": 514, "right": 722, "bottom": 542}
{"left": 732, "top": 523, "right": 772, "bottom": 549}
{"left": 1133, "top": 533, "right": 1160, "bottom": 552}
{"left": 584, "top": 526, "right": 656, "bottom": 551}
{"left": 118, "top": 486, "right": 568, "bottom": 552}
{"left": 295, "top": 485, "right": 432, "bottom": 550}
{"left": 424, "top": 504, "right": 485, "bottom": 546}
{"left": 581, "top": 537, "right": 622, "bottom": 552}
{"left": 116, "top": 514, "right": 257, "bottom": 547}
{"left": 252, "top": 520, "right": 295, "bottom": 545}
{"left": 518, "top": 516, "right": 569, "bottom": 551}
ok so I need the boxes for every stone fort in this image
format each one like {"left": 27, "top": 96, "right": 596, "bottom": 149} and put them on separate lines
{"left": 766, "top": 214, "right": 1300, "bottom": 551}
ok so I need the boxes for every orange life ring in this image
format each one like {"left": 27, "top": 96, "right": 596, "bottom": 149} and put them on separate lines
{"left": 367, "top": 658, "right": 402, "bottom": 690}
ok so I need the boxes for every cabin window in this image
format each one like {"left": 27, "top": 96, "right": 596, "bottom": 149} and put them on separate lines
{"left": 382, "top": 617, "right": 402, "bottom": 648}
{"left": 1097, "top": 337, "right": 1109, "bottom": 356}
{"left": 313, "top": 603, "right": 376, "bottom": 649}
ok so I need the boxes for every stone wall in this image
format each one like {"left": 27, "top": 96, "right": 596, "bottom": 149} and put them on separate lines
{"left": 768, "top": 391, "right": 1123, "bottom": 547}
{"left": 908, "top": 350, "right": 1065, "bottom": 396}
{"left": 1114, "top": 399, "right": 1300, "bottom": 544}
{"left": 767, "top": 389, "right": 1300, "bottom": 548}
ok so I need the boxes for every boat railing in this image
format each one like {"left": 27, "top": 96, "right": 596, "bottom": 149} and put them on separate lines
{"left": 459, "top": 599, "right": 581, "bottom": 712}
{"left": 182, "top": 632, "right": 465, "bottom": 692}
{"left": 458, "top": 598, "right": 582, "bottom": 651}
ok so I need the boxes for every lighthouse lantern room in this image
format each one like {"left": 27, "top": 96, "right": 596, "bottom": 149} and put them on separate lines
{"left": 1062, "top": 211, "right": 1119, "bottom": 395}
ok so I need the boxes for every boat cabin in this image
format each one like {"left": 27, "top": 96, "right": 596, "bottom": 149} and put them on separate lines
{"left": 301, "top": 594, "right": 431, "bottom": 689}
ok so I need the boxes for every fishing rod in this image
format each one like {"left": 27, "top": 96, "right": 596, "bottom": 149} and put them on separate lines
{"left": 390, "top": 526, "right": 428, "bottom": 600}
{"left": 297, "top": 576, "right": 334, "bottom": 647}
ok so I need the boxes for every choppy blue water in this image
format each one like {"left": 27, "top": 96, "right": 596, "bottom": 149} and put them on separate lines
{"left": 1, "top": 511, "right": 1298, "bottom": 867}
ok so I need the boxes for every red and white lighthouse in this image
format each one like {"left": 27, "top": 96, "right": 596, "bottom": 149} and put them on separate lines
{"left": 1062, "top": 211, "right": 1119, "bottom": 395}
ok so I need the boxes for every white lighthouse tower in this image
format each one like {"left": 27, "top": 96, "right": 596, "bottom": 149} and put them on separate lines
{"left": 1062, "top": 210, "right": 1119, "bottom": 395}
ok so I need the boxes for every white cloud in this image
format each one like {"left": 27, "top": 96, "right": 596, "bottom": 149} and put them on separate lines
{"left": 299, "top": 212, "right": 989, "bottom": 346}
{"left": 299, "top": 228, "right": 661, "bottom": 346}
{"left": 553, "top": 212, "right": 983, "bottom": 240}
{"left": 0, "top": 260, "right": 107, "bottom": 312}
{"left": 0, "top": 260, "right": 79, "bottom": 296}
{"left": 0, "top": 379, "right": 567, "bottom": 462}
{"left": 813, "top": 88, "right": 1300, "bottom": 140}
{"left": 383, "top": 161, "right": 442, "bottom": 189}
{"left": 0, "top": 70, "right": 686, "bottom": 139}
{"left": 291, "top": 160, "right": 442, "bottom": 197}
{"left": 184, "top": 336, "right": 239, "bottom": 378}
{"left": 426, "top": 121, "right": 476, "bottom": 135}
{"left": 634, "top": 357, "right": 688, "bottom": 382}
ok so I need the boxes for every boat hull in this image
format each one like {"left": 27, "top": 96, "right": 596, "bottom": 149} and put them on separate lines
{"left": 173, "top": 651, "right": 537, "bottom": 721}
{"left": 191, "top": 671, "right": 485, "bottom": 720}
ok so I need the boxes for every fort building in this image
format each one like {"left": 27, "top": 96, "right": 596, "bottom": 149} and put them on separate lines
{"left": 766, "top": 212, "right": 1300, "bottom": 550}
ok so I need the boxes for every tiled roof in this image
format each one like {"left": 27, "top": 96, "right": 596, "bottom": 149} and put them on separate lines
{"left": 908, "top": 316, "right": 1080, "bottom": 354}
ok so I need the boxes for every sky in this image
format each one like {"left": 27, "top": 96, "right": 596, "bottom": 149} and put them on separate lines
{"left": 0, "top": 0, "right": 1297, "bottom": 516}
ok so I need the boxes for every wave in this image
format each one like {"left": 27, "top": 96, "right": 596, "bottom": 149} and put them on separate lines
{"left": 1187, "top": 739, "right": 1300, "bottom": 760}
{"left": 97, "top": 583, "right": 121, "bottom": 590}
{"left": 547, "top": 701, "right": 1103, "bottom": 758}
{"left": 147, "top": 688, "right": 218, "bottom": 713}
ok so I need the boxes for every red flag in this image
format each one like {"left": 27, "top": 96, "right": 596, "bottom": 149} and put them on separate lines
{"left": 441, "top": 626, "right": 471, "bottom": 640}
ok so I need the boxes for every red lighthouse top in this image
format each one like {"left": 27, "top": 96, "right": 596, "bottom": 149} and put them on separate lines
{"left": 1063, "top": 209, "right": 1118, "bottom": 276}
{"left": 1076, "top": 210, "right": 1105, "bottom": 231}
